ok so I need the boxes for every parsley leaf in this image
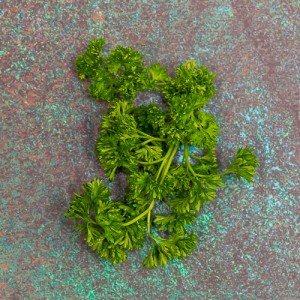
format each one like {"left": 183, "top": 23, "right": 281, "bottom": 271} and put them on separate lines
{"left": 65, "top": 179, "right": 145, "bottom": 264}
{"left": 223, "top": 148, "right": 259, "bottom": 182}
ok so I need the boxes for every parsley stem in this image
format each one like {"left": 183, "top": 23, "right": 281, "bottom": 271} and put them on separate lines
{"left": 190, "top": 153, "right": 201, "bottom": 160}
{"left": 147, "top": 203, "right": 157, "bottom": 241}
{"left": 122, "top": 200, "right": 155, "bottom": 227}
{"left": 137, "top": 158, "right": 164, "bottom": 165}
{"left": 155, "top": 146, "right": 174, "bottom": 180}
{"left": 184, "top": 144, "right": 207, "bottom": 178}
{"left": 220, "top": 171, "right": 228, "bottom": 176}
{"left": 136, "top": 130, "right": 161, "bottom": 139}
{"left": 160, "top": 142, "right": 180, "bottom": 184}
{"left": 184, "top": 144, "right": 197, "bottom": 177}
{"left": 220, "top": 169, "right": 231, "bottom": 176}
{"left": 140, "top": 138, "right": 166, "bottom": 145}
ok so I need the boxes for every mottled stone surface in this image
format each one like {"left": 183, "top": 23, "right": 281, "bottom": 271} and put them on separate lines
{"left": 1, "top": 1, "right": 299, "bottom": 299}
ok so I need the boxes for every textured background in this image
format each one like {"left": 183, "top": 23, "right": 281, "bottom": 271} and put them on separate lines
{"left": 1, "top": 0, "right": 299, "bottom": 299}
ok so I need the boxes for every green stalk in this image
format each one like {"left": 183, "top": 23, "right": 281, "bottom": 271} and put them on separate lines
{"left": 137, "top": 142, "right": 179, "bottom": 242}
{"left": 147, "top": 204, "right": 157, "bottom": 241}
{"left": 124, "top": 143, "right": 180, "bottom": 243}
{"left": 160, "top": 142, "right": 180, "bottom": 184}
{"left": 137, "top": 158, "right": 164, "bottom": 165}
{"left": 139, "top": 137, "right": 166, "bottom": 143}
{"left": 220, "top": 168, "right": 232, "bottom": 176}
{"left": 122, "top": 200, "right": 155, "bottom": 227}
{"left": 136, "top": 130, "right": 161, "bottom": 139}
{"left": 184, "top": 144, "right": 206, "bottom": 178}
{"left": 155, "top": 146, "right": 174, "bottom": 181}
{"left": 131, "top": 134, "right": 165, "bottom": 143}
{"left": 190, "top": 152, "right": 202, "bottom": 160}
{"left": 184, "top": 143, "right": 195, "bottom": 176}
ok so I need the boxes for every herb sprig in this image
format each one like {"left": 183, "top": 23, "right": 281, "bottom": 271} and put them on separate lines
{"left": 66, "top": 38, "right": 258, "bottom": 268}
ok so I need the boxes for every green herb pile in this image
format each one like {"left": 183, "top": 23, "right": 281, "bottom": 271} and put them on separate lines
{"left": 65, "top": 38, "right": 258, "bottom": 268}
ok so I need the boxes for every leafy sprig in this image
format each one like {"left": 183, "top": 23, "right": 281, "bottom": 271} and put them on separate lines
{"left": 66, "top": 38, "right": 258, "bottom": 268}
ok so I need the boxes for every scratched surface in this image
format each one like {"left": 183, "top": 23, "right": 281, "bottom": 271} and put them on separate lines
{"left": 1, "top": 1, "right": 300, "bottom": 299}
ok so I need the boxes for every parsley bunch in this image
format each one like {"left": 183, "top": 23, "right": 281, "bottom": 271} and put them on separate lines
{"left": 66, "top": 38, "right": 258, "bottom": 268}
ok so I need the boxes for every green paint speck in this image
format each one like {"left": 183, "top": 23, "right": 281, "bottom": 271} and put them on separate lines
{"left": 0, "top": 48, "right": 7, "bottom": 55}
{"left": 281, "top": 17, "right": 289, "bottom": 28}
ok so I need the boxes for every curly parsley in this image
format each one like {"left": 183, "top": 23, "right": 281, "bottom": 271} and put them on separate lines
{"left": 65, "top": 38, "right": 258, "bottom": 268}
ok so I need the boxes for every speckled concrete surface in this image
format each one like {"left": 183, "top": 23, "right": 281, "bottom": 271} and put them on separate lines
{"left": 1, "top": 1, "right": 299, "bottom": 299}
